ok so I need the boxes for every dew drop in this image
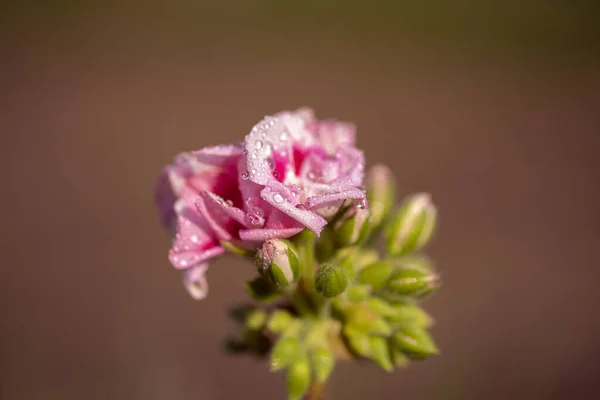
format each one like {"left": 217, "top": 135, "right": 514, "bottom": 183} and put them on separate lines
{"left": 242, "top": 149, "right": 248, "bottom": 156}
{"left": 251, "top": 169, "right": 257, "bottom": 174}
{"left": 308, "top": 172, "right": 316, "bottom": 180}
{"left": 280, "top": 132, "right": 288, "bottom": 141}
{"left": 226, "top": 200, "right": 233, "bottom": 206}
{"left": 357, "top": 198, "right": 370, "bottom": 209}
{"left": 266, "top": 158, "right": 275, "bottom": 170}
{"left": 255, "top": 140, "right": 263, "bottom": 149}
{"left": 251, "top": 152, "right": 257, "bottom": 159}
{"left": 273, "top": 171, "right": 280, "bottom": 180}
{"left": 296, "top": 204, "right": 306, "bottom": 210}
{"left": 273, "top": 193, "right": 284, "bottom": 204}
{"left": 264, "top": 142, "right": 273, "bottom": 155}
{"left": 190, "top": 234, "right": 199, "bottom": 243}
{"left": 242, "top": 172, "right": 249, "bottom": 180}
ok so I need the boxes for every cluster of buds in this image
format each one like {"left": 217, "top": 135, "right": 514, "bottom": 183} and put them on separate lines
{"left": 225, "top": 165, "right": 439, "bottom": 399}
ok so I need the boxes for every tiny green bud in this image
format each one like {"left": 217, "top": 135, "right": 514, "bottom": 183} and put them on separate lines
{"left": 391, "top": 347, "right": 410, "bottom": 367}
{"left": 346, "top": 305, "right": 376, "bottom": 332}
{"left": 393, "top": 327, "right": 438, "bottom": 359}
{"left": 366, "top": 164, "right": 396, "bottom": 228}
{"left": 388, "top": 303, "right": 434, "bottom": 328}
{"left": 286, "top": 356, "right": 312, "bottom": 400}
{"left": 347, "top": 284, "right": 372, "bottom": 302}
{"left": 256, "top": 239, "right": 300, "bottom": 287}
{"left": 335, "top": 202, "right": 371, "bottom": 248}
{"left": 369, "top": 336, "right": 394, "bottom": 372}
{"left": 267, "top": 310, "right": 294, "bottom": 334}
{"left": 355, "top": 248, "right": 380, "bottom": 270}
{"left": 388, "top": 268, "right": 440, "bottom": 297}
{"left": 343, "top": 326, "right": 371, "bottom": 357}
{"left": 357, "top": 261, "right": 394, "bottom": 289}
{"left": 370, "top": 318, "right": 392, "bottom": 336}
{"left": 315, "top": 263, "right": 348, "bottom": 298}
{"left": 367, "top": 297, "right": 396, "bottom": 317}
{"left": 311, "top": 347, "right": 335, "bottom": 383}
{"left": 385, "top": 193, "right": 437, "bottom": 256}
{"left": 271, "top": 336, "right": 301, "bottom": 371}
{"left": 245, "top": 309, "right": 267, "bottom": 330}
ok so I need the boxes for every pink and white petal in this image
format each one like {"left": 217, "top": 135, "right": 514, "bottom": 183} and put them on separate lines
{"left": 305, "top": 188, "right": 366, "bottom": 209}
{"left": 168, "top": 208, "right": 224, "bottom": 270}
{"left": 154, "top": 167, "right": 182, "bottom": 230}
{"left": 260, "top": 179, "right": 327, "bottom": 235}
{"left": 315, "top": 120, "right": 356, "bottom": 155}
{"left": 183, "top": 263, "right": 210, "bottom": 300}
{"left": 196, "top": 192, "right": 243, "bottom": 241}
{"left": 239, "top": 227, "right": 304, "bottom": 242}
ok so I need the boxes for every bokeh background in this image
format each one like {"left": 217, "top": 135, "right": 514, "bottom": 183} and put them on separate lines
{"left": 2, "top": 1, "right": 600, "bottom": 399}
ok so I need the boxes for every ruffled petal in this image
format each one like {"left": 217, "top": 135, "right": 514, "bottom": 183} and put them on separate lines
{"left": 168, "top": 203, "right": 224, "bottom": 270}
{"left": 196, "top": 191, "right": 244, "bottom": 241}
{"left": 183, "top": 263, "right": 210, "bottom": 300}
{"left": 260, "top": 178, "right": 327, "bottom": 235}
{"left": 313, "top": 120, "right": 356, "bottom": 155}
{"left": 239, "top": 227, "right": 304, "bottom": 242}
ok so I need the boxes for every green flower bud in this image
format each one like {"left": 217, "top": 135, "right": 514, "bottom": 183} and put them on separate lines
{"left": 357, "top": 261, "right": 394, "bottom": 289}
{"left": 369, "top": 336, "right": 393, "bottom": 372}
{"left": 346, "top": 284, "right": 372, "bottom": 302}
{"left": 388, "top": 268, "right": 440, "bottom": 297}
{"left": 286, "top": 356, "right": 311, "bottom": 400}
{"left": 367, "top": 297, "right": 396, "bottom": 317}
{"left": 315, "top": 263, "right": 348, "bottom": 298}
{"left": 391, "top": 347, "right": 410, "bottom": 368}
{"left": 366, "top": 164, "right": 396, "bottom": 228}
{"left": 387, "top": 303, "right": 434, "bottom": 328}
{"left": 343, "top": 326, "right": 371, "bottom": 357}
{"left": 355, "top": 248, "right": 380, "bottom": 270}
{"left": 311, "top": 347, "right": 335, "bottom": 383}
{"left": 245, "top": 309, "right": 268, "bottom": 331}
{"left": 370, "top": 318, "right": 392, "bottom": 336}
{"left": 267, "top": 310, "right": 294, "bottom": 334}
{"left": 346, "top": 305, "right": 376, "bottom": 333}
{"left": 334, "top": 202, "right": 371, "bottom": 248}
{"left": 393, "top": 327, "right": 438, "bottom": 359}
{"left": 271, "top": 336, "right": 301, "bottom": 371}
{"left": 385, "top": 193, "right": 437, "bottom": 256}
{"left": 256, "top": 239, "right": 300, "bottom": 287}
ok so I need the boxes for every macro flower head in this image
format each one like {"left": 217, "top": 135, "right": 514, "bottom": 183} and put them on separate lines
{"left": 155, "top": 108, "right": 366, "bottom": 298}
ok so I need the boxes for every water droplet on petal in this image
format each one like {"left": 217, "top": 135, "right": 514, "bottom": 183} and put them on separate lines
{"left": 251, "top": 152, "right": 257, "bottom": 159}
{"left": 251, "top": 169, "right": 257, "bottom": 174}
{"left": 255, "top": 140, "right": 263, "bottom": 149}
{"left": 242, "top": 149, "right": 248, "bottom": 156}
{"left": 296, "top": 204, "right": 306, "bottom": 210}
{"left": 190, "top": 234, "right": 199, "bottom": 243}
{"left": 280, "top": 132, "right": 288, "bottom": 141}
{"left": 266, "top": 158, "right": 275, "bottom": 170}
{"left": 264, "top": 142, "right": 273, "bottom": 155}
{"left": 357, "top": 198, "right": 369, "bottom": 209}
{"left": 242, "top": 172, "right": 249, "bottom": 180}
{"left": 273, "top": 171, "right": 280, "bottom": 180}
{"left": 226, "top": 200, "right": 233, "bottom": 206}
{"left": 273, "top": 193, "right": 284, "bottom": 204}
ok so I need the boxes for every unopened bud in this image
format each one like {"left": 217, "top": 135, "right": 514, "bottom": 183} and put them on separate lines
{"left": 385, "top": 193, "right": 437, "bottom": 256}
{"left": 393, "top": 327, "right": 438, "bottom": 359}
{"left": 343, "top": 326, "right": 371, "bottom": 357}
{"left": 387, "top": 303, "right": 434, "bottom": 328}
{"left": 346, "top": 284, "right": 372, "bottom": 302}
{"left": 335, "top": 201, "right": 371, "bottom": 248}
{"left": 315, "top": 263, "right": 348, "bottom": 298}
{"left": 267, "top": 310, "right": 294, "bottom": 334}
{"left": 369, "top": 336, "right": 393, "bottom": 372}
{"left": 286, "top": 356, "right": 312, "bottom": 400}
{"left": 366, "top": 164, "right": 396, "bottom": 228}
{"left": 357, "top": 261, "right": 394, "bottom": 289}
{"left": 311, "top": 347, "right": 335, "bottom": 383}
{"left": 271, "top": 336, "right": 301, "bottom": 371}
{"left": 256, "top": 239, "right": 300, "bottom": 287}
{"left": 245, "top": 309, "right": 267, "bottom": 331}
{"left": 388, "top": 268, "right": 440, "bottom": 297}
{"left": 367, "top": 297, "right": 396, "bottom": 317}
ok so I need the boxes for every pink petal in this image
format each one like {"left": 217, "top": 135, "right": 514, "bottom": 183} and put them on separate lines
{"left": 239, "top": 227, "right": 304, "bottom": 242}
{"left": 314, "top": 120, "right": 356, "bottom": 155}
{"left": 196, "top": 191, "right": 244, "bottom": 241}
{"left": 305, "top": 188, "right": 366, "bottom": 209}
{"left": 168, "top": 206, "right": 224, "bottom": 270}
{"left": 260, "top": 178, "right": 327, "bottom": 235}
{"left": 183, "top": 263, "right": 210, "bottom": 300}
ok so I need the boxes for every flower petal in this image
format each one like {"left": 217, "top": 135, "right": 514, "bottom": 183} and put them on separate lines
{"left": 196, "top": 191, "right": 244, "bottom": 240}
{"left": 169, "top": 203, "right": 224, "bottom": 270}
{"left": 239, "top": 227, "right": 304, "bottom": 242}
{"left": 260, "top": 178, "right": 327, "bottom": 235}
{"left": 183, "top": 263, "right": 210, "bottom": 300}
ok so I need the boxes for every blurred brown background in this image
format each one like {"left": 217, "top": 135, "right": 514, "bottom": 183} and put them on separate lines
{"left": 1, "top": 1, "right": 600, "bottom": 399}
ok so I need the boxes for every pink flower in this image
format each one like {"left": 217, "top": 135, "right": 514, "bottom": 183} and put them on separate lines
{"left": 155, "top": 108, "right": 366, "bottom": 298}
